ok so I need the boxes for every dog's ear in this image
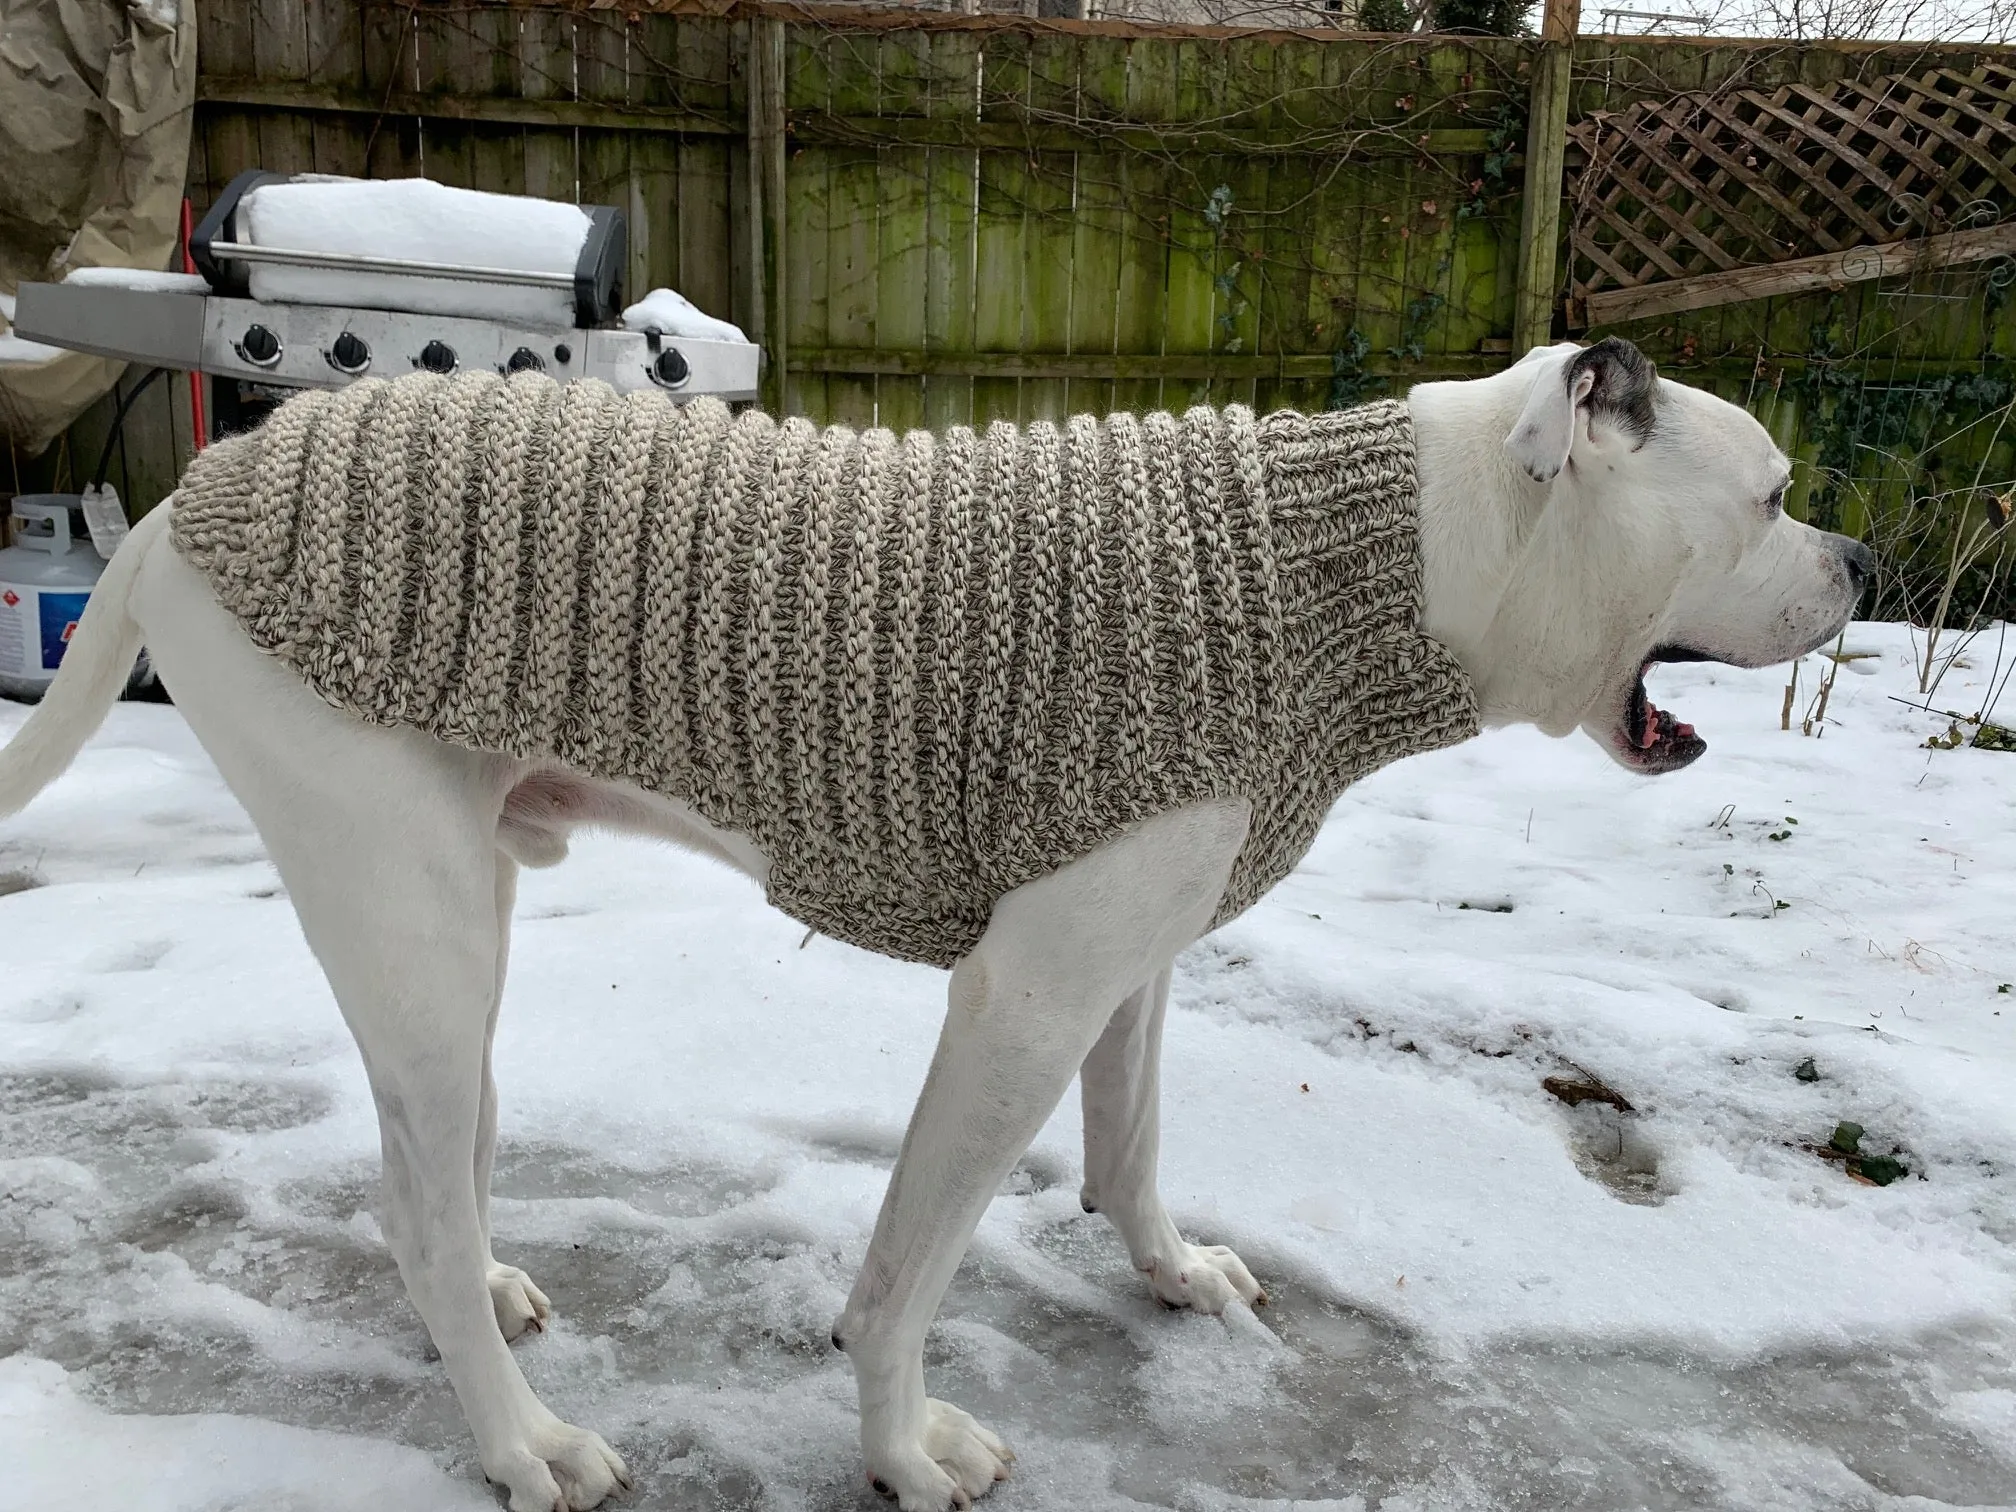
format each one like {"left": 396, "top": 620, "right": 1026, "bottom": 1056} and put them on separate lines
{"left": 1503, "top": 338, "right": 1659, "bottom": 484}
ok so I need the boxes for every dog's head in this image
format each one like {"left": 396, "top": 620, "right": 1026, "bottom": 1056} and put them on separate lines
{"left": 1411, "top": 337, "right": 1872, "bottom": 774}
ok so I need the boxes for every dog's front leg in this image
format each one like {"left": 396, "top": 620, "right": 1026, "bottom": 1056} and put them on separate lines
{"left": 832, "top": 800, "right": 1250, "bottom": 1511}
{"left": 1080, "top": 969, "right": 1265, "bottom": 1313}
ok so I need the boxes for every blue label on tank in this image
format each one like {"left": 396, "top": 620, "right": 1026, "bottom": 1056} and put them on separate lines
{"left": 38, "top": 591, "right": 88, "bottom": 671}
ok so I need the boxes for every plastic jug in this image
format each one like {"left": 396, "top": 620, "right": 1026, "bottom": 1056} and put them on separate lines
{"left": 0, "top": 496, "right": 109, "bottom": 701}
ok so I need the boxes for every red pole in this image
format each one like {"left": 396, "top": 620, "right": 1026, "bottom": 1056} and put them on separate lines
{"left": 180, "top": 198, "right": 207, "bottom": 451}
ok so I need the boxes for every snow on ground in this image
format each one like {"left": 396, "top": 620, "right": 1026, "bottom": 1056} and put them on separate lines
{"left": 2, "top": 621, "right": 2014, "bottom": 1512}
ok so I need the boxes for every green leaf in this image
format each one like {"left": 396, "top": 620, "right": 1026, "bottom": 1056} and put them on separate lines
{"left": 1830, "top": 1121, "right": 1865, "bottom": 1154}
{"left": 1794, "top": 1057, "right": 1819, "bottom": 1083}
{"left": 1854, "top": 1155, "right": 1907, "bottom": 1186}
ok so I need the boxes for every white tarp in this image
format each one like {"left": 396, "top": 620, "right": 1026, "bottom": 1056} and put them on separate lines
{"left": 0, "top": 0, "right": 198, "bottom": 456}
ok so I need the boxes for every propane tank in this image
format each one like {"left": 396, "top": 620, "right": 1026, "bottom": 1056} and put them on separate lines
{"left": 0, "top": 495, "right": 142, "bottom": 702}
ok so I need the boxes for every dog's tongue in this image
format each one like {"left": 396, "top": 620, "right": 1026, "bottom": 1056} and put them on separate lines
{"left": 1641, "top": 696, "right": 1696, "bottom": 749}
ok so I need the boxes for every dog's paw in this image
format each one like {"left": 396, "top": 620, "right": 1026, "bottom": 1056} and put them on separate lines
{"left": 489, "top": 1419, "right": 630, "bottom": 1512}
{"left": 867, "top": 1399, "right": 1013, "bottom": 1511}
{"left": 1141, "top": 1242, "right": 1267, "bottom": 1314}
{"left": 488, "top": 1262, "right": 552, "bottom": 1342}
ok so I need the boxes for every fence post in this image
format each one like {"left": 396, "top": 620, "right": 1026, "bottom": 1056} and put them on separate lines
{"left": 747, "top": 15, "right": 789, "bottom": 414}
{"left": 1511, "top": 0, "right": 1579, "bottom": 358}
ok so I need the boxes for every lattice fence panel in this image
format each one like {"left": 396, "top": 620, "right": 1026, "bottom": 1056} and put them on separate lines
{"left": 1566, "top": 64, "right": 2016, "bottom": 304}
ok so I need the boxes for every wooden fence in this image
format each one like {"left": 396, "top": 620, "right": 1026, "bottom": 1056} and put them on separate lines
{"left": 14, "top": 0, "right": 2016, "bottom": 617}
{"left": 187, "top": 1, "right": 1540, "bottom": 422}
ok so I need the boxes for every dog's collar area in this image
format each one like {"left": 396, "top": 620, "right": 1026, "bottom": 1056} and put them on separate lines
{"left": 1645, "top": 642, "right": 1718, "bottom": 664}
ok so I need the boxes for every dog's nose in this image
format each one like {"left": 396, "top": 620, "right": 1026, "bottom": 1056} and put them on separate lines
{"left": 1842, "top": 538, "right": 1876, "bottom": 592}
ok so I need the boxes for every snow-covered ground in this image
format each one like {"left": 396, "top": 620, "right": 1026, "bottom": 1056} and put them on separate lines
{"left": 2, "top": 621, "right": 2014, "bottom": 1512}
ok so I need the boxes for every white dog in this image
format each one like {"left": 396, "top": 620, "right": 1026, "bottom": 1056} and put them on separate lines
{"left": 0, "top": 339, "right": 1869, "bottom": 1511}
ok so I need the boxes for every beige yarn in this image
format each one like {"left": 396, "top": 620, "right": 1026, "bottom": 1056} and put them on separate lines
{"left": 170, "top": 371, "right": 1478, "bottom": 967}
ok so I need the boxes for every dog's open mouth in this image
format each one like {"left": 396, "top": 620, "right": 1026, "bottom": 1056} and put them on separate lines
{"left": 1614, "top": 647, "right": 1710, "bottom": 774}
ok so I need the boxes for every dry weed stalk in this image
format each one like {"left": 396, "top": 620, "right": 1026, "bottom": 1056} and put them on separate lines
{"left": 1781, "top": 633, "right": 1851, "bottom": 737}
{"left": 1917, "top": 489, "right": 2013, "bottom": 698}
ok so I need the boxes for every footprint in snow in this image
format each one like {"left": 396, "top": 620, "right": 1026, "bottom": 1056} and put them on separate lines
{"left": 89, "top": 938, "right": 173, "bottom": 973}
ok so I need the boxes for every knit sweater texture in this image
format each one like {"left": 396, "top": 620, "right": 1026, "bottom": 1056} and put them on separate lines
{"left": 170, "top": 371, "right": 1478, "bottom": 966}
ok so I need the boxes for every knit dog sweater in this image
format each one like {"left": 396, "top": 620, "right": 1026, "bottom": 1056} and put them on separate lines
{"left": 170, "top": 372, "right": 1478, "bottom": 967}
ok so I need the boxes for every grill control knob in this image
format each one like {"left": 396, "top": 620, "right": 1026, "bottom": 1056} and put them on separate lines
{"left": 418, "top": 340, "right": 457, "bottom": 374}
{"left": 506, "top": 347, "right": 545, "bottom": 374}
{"left": 650, "top": 347, "right": 691, "bottom": 389}
{"left": 328, "top": 332, "right": 371, "bottom": 374}
{"left": 239, "top": 324, "right": 281, "bottom": 367}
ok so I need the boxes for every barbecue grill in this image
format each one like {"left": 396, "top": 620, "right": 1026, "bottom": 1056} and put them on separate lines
{"left": 11, "top": 171, "right": 761, "bottom": 403}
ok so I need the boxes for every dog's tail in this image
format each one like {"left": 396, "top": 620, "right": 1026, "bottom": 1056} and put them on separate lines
{"left": 0, "top": 501, "right": 169, "bottom": 821}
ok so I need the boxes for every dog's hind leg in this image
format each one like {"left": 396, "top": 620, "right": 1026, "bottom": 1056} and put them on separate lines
{"left": 131, "top": 542, "right": 627, "bottom": 1512}
{"left": 832, "top": 799, "right": 1249, "bottom": 1512}
{"left": 1080, "top": 969, "right": 1266, "bottom": 1313}
{"left": 479, "top": 853, "right": 552, "bottom": 1343}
